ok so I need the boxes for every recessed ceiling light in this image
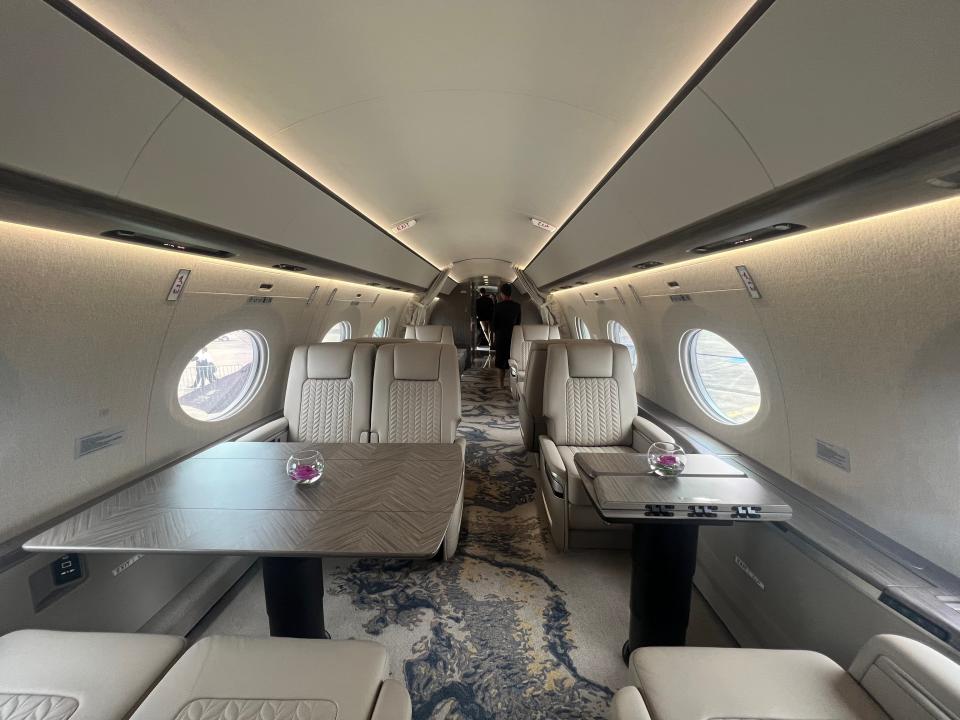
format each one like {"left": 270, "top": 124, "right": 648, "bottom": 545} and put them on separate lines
{"left": 393, "top": 218, "right": 417, "bottom": 233}
{"left": 531, "top": 218, "right": 556, "bottom": 232}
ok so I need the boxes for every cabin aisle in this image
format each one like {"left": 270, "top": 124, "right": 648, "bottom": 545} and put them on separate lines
{"left": 199, "top": 365, "right": 644, "bottom": 716}
{"left": 333, "top": 363, "right": 633, "bottom": 717}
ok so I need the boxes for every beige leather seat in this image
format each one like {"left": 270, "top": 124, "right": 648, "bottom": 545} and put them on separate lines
{"left": 519, "top": 339, "right": 613, "bottom": 452}
{"left": 538, "top": 341, "right": 675, "bottom": 551}
{"left": 371, "top": 342, "right": 465, "bottom": 559}
{"left": 403, "top": 324, "right": 455, "bottom": 344}
{"left": 242, "top": 342, "right": 375, "bottom": 443}
{"left": 612, "top": 634, "right": 960, "bottom": 720}
{"left": 129, "top": 636, "right": 411, "bottom": 720}
{"left": 508, "top": 324, "right": 561, "bottom": 399}
{"left": 0, "top": 629, "right": 184, "bottom": 720}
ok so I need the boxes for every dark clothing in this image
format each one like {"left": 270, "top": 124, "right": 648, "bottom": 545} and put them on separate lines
{"left": 492, "top": 299, "right": 522, "bottom": 369}
{"left": 475, "top": 295, "right": 494, "bottom": 321}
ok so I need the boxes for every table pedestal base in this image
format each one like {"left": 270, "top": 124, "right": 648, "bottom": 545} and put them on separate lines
{"left": 624, "top": 523, "right": 699, "bottom": 664}
{"left": 262, "top": 557, "right": 330, "bottom": 639}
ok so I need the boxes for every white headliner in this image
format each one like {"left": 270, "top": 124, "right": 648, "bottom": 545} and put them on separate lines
{"left": 71, "top": 0, "right": 753, "bottom": 281}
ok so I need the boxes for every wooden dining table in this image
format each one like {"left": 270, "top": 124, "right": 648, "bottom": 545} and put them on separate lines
{"left": 23, "top": 441, "right": 464, "bottom": 639}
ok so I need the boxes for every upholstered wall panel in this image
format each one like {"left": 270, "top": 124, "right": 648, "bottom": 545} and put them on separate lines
{"left": 0, "top": 220, "right": 411, "bottom": 543}
{"left": 551, "top": 195, "right": 960, "bottom": 575}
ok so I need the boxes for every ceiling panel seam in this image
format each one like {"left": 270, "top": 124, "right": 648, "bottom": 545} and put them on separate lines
{"left": 116, "top": 96, "right": 184, "bottom": 198}
{"left": 697, "top": 87, "right": 775, "bottom": 187}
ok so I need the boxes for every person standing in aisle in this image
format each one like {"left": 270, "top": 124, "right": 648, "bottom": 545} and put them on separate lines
{"left": 475, "top": 288, "right": 494, "bottom": 350}
{"left": 491, "top": 282, "right": 522, "bottom": 388}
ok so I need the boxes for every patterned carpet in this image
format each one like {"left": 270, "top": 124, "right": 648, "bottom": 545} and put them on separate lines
{"left": 198, "top": 363, "right": 729, "bottom": 717}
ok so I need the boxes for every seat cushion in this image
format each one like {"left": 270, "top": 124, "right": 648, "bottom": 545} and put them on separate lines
{"left": 630, "top": 646, "right": 890, "bottom": 720}
{"left": 129, "top": 636, "right": 391, "bottom": 720}
{"left": 558, "top": 445, "right": 637, "bottom": 506}
{"left": 0, "top": 629, "right": 184, "bottom": 720}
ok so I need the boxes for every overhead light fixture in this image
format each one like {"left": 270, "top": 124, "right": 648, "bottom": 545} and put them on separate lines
{"left": 531, "top": 218, "right": 556, "bottom": 232}
{"left": 272, "top": 263, "right": 307, "bottom": 272}
{"left": 392, "top": 218, "right": 417, "bottom": 233}
{"left": 632, "top": 260, "right": 664, "bottom": 270}
{"left": 691, "top": 223, "right": 806, "bottom": 254}
{"left": 102, "top": 229, "right": 234, "bottom": 258}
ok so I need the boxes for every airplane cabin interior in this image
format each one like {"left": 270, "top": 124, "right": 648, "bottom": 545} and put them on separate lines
{"left": 1, "top": 1, "right": 960, "bottom": 718}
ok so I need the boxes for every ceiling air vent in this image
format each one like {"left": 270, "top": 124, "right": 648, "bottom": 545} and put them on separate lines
{"left": 367, "top": 282, "right": 382, "bottom": 287}
{"left": 632, "top": 261, "right": 663, "bottom": 270}
{"left": 102, "top": 230, "right": 233, "bottom": 258}
{"left": 272, "top": 263, "right": 307, "bottom": 272}
{"left": 691, "top": 223, "right": 805, "bottom": 254}
{"left": 557, "top": 285, "right": 573, "bottom": 290}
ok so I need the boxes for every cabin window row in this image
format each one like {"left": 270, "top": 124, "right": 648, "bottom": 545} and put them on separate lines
{"left": 175, "top": 316, "right": 391, "bottom": 422}
{"left": 575, "top": 317, "right": 761, "bottom": 426}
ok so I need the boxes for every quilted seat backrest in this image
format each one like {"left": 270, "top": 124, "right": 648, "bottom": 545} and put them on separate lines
{"left": 542, "top": 342, "right": 636, "bottom": 447}
{"left": 510, "top": 325, "right": 561, "bottom": 373}
{"left": 370, "top": 343, "right": 461, "bottom": 443}
{"left": 283, "top": 342, "right": 375, "bottom": 443}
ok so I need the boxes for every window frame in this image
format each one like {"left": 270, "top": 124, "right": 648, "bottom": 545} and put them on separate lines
{"left": 679, "top": 328, "right": 761, "bottom": 426}
{"left": 372, "top": 316, "right": 390, "bottom": 338}
{"left": 607, "top": 320, "right": 638, "bottom": 370}
{"left": 575, "top": 317, "right": 592, "bottom": 339}
{"left": 176, "top": 329, "right": 269, "bottom": 422}
{"left": 322, "top": 320, "right": 352, "bottom": 343}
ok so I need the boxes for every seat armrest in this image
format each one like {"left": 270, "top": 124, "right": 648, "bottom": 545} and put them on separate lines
{"left": 609, "top": 687, "right": 653, "bottom": 720}
{"left": 508, "top": 358, "right": 519, "bottom": 370}
{"left": 631, "top": 416, "right": 675, "bottom": 452}
{"left": 539, "top": 436, "right": 566, "bottom": 498}
{"left": 848, "top": 634, "right": 960, "bottom": 718}
{"left": 454, "top": 436, "right": 467, "bottom": 460}
{"left": 236, "top": 417, "right": 288, "bottom": 442}
{"left": 371, "top": 679, "right": 412, "bottom": 720}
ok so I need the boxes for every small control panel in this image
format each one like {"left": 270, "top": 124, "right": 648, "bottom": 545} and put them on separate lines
{"left": 644, "top": 504, "right": 674, "bottom": 517}
{"left": 51, "top": 553, "right": 84, "bottom": 586}
{"left": 687, "top": 505, "right": 719, "bottom": 518}
{"left": 731, "top": 506, "right": 763, "bottom": 520}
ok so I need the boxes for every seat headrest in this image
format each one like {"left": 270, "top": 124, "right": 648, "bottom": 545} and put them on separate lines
{"left": 521, "top": 325, "right": 560, "bottom": 341}
{"left": 393, "top": 342, "right": 444, "bottom": 381}
{"left": 305, "top": 342, "right": 356, "bottom": 379}
{"left": 567, "top": 343, "right": 615, "bottom": 378}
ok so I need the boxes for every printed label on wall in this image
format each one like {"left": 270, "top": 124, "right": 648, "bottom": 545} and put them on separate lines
{"left": 816, "top": 439, "right": 851, "bottom": 472}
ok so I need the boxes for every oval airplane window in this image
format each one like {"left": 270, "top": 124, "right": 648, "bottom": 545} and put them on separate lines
{"left": 681, "top": 329, "right": 761, "bottom": 425}
{"left": 177, "top": 329, "right": 268, "bottom": 421}
{"left": 372, "top": 316, "right": 390, "bottom": 338}
{"left": 575, "top": 317, "right": 592, "bottom": 339}
{"left": 607, "top": 320, "right": 638, "bottom": 369}
{"left": 322, "top": 321, "right": 351, "bottom": 342}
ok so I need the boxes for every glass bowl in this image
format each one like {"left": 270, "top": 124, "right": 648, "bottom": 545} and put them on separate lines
{"left": 647, "top": 442, "right": 686, "bottom": 478}
{"left": 286, "top": 449, "right": 325, "bottom": 485}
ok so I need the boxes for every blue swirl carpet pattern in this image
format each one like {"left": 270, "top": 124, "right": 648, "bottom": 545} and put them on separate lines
{"left": 326, "top": 366, "right": 629, "bottom": 718}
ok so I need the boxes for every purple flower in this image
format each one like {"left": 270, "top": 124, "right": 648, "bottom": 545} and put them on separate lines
{"left": 291, "top": 464, "right": 319, "bottom": 481}
{"left": 658, "top": 455, "right": 678, "bottom": 466}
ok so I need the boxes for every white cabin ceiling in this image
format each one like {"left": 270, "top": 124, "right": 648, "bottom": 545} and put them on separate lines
{"left": 68, "top": 0, "right": 755, "bottom": 280}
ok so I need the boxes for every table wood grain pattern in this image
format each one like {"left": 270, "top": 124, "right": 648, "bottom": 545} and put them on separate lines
{"left": 24, "top": 443, "right": 463, "bottom": 558}
{"left": 575, "top": 452, "right": 746, "bottom": 479}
